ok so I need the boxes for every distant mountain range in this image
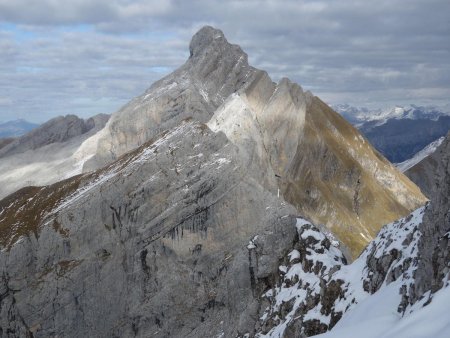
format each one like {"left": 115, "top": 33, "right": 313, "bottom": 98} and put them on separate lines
{"left": 334, "top": 103, "right": 450, "bottom": 127}
{"left": 334, "top": 104, "right": 450, "bottom": 163}
{"left": 0, "top": 119, "right": 39, "bottom": 138}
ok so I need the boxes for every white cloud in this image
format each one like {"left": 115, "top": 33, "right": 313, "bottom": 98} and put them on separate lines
{"left": 0, "top": 0, "right": 449, "bottom": 122}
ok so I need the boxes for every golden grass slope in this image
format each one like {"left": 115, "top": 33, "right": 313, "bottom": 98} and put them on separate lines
{"left": 283, "top": 97, "right": 427, "bottom": 258}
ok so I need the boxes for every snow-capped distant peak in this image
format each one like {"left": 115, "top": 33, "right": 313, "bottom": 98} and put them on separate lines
{"left": 332, "top": 103, "right": 450, "bottom": 127}
{"left": 396, "top": 136, "right": 445, "bottom": 172}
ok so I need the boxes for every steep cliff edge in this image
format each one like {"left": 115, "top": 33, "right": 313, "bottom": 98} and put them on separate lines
{"left": 208, "top": 72, "right": 425, "bottom": 257}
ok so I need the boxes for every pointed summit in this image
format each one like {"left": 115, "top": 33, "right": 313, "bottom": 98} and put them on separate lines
{"left": 189, "top": 26, "right": 226, "bottom": 57}
{"left": 188, "top": 26, "right": 245, "bottom": 60}
{"left": 186, "top": 26, "right": 250, "bottom": 82}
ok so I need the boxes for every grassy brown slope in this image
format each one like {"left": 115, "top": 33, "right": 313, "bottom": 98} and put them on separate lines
{"left": 283, "top": 97, "right": 426, "bottom": 258}
{"left": 0, "top": 176, "right": 84, "bottom": 249}
{"left": 0, "top": 123, "right": 189, "bottom": 250}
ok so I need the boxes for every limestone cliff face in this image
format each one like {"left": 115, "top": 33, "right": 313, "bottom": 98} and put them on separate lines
{"left": 0, "top": 121, "right": 298, "bottom": 337}
{"left": 283, "top": 97, "right": 425, "bottom": 257}
{"left": 407, "top": 133, "right": 450, "bottom": 305}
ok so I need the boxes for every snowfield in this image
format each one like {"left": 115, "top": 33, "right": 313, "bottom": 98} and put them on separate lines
{"left": 396, "top": 136, "right": 444, "bottom": 172}
{"left": 316, "top": 280, "right": 450, "bottom": 338}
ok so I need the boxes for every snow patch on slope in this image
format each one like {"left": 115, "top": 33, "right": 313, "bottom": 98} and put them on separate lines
{"left": 257, "top": 218, "right": 346, "bottom": 337}
{"left": 396, "top": 136, "right": 444, "bottom": 172}
{"left": 255, "top": 206, "right": 435, "bottom": 337}
{"left": 315, "top": 279, "right": 450, "bottom": 338}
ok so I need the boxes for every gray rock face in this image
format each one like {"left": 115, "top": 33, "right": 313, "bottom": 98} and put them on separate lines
{"left": 405, "top": 158, "right": 438, "bottom": 198}
{"left": 0, "top": 121, "right": 298, "bottom": 337}
{"left": 406, "top": 132, "right": 450, "bottom": 306}
{"left": 74, "top": 25, "right": 426, "bottom": 258}
{"left": 85, "top": 26, "right": 259, "bottom": 171}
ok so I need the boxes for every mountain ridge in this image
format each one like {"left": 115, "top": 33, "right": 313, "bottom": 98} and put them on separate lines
{"left": 75, "top": 26, "right": 425, "bottom": 257}
{"left": 0, "top": 113, "right": 110, "bottom": 200}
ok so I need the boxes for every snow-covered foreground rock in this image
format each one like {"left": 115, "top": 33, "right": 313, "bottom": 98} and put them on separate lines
{"left": 254, "top": 201, "right": 449, "bottom": 337}
{"left": 254, "top": 135, "right": 450, "bottom": 337}
{"left": 316, "top": 280, "right": 450, "bottom": 338}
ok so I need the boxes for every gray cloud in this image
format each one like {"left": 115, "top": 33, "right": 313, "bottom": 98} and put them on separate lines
{"left": 0, "top": 0, "right": 449, "bottom": 122}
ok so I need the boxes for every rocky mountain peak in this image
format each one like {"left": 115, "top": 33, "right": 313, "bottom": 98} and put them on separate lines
{"left": 189, "top": 26, "right": 247, "bottom": 62}
{"left": 187, "top": 26, "right": 250, "bottom": 79}
{"left": 189, "top": 26, "right": 225, "bottom": 56}
{"left": 80, "top": 26, "right": 425, "bottom": 258}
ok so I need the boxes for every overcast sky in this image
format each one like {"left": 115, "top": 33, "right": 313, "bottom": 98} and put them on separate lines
{"left": 0, "top": 0, "right": 449, "bottom": 123}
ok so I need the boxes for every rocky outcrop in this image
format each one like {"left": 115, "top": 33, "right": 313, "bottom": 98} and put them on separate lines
{"left": 84, "top": 26, "right": 260, "bottom": 171}
{"left": 404, "top": 133, "right": 450, "bottom": 307}
{"left": 256, "top": 219, "right": 347, "bottom": 337}
{"left": 255, "top": 198, "right": 447, "bottom": 337}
